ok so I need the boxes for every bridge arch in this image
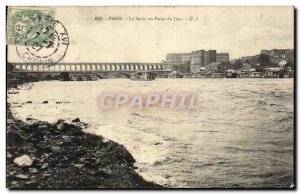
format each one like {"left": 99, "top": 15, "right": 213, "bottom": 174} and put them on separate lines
{"left": 61, "top": 65, "right": 66, "bottom": 71}
{"left": 26, "top": 65, "right": 32, "bottom": 71}
{"left": 130, "top": 64, "right": 134, "bottom": 71}
{"left": 65, "top": 65, "right": 71, "bottom": 71}
{"left": 31, "top": 65, "right": 37, "bottom": 71}
{"left": 144, "top": 65, "right": 149, "bottom": 71}
{"left": 72, "top": 65, "right": 81, "bottom": 71}
{"left": 54, "top": 65, "right": 60, "bottom": 71}
{"left": 39, "top": 65, "right": 44, "bottom": 71}
{"left": 49, "top": 65, "right": 54, "bottom": 71}
{"left": 15, "top": 65, "right": 21, "bottom": 71}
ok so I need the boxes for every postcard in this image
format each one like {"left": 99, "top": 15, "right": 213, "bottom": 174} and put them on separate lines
{"left": 6, "top": 6, "right": 294, "bottom": 189}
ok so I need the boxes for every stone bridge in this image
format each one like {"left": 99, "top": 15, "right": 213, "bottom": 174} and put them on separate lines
{"left": 11, "top": 63, "right": 166, "bottom": 73}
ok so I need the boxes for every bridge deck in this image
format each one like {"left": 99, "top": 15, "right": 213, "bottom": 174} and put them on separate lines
{"left": 12, "top": 70, "right": 171, "bottom": 73}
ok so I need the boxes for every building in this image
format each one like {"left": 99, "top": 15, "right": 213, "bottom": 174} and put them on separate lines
{"left": 278, "top": 59, "right": 288, "bottom": 68}
{"left": 190, "top": 50, "right": 205, "bottom": 72}
{"left": 190, "top": 50, "right": 205, "bottom": 65}
{"left": 165, "top": 49, "right": 227, "bottom": 73}
{"left": 181, "top": 53, "right": 191, "bottom": 63}
{"left": 204, "top": 50, "right": 217, "bottom": 65}
{"left": 260, "top": 49, "right": 294, "bottom": 65}
{"left": 166, "top": 53, "right": 188, "bottom": 64}
{"left": 241, "top": 55, "right": 259, "bottom": 65}
{"left": 216, "top": 53, "right": 229, "bottom": 62}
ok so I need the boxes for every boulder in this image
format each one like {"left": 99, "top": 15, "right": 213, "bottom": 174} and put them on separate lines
{"left": 42, "top": 101, "right": 48, "bottom": 104}
{"left": 72, "top": 118, "right": 80, "bottom": 123}
{"left": 13, "top": 155, "right": 33, "bottom": 167}
{"left": 15, "top": 174, "right": 29, "bottom": 179}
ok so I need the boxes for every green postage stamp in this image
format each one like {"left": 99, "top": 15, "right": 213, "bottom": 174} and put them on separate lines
{"left": 7, "top": 7, "right": 55, "bottom": 47}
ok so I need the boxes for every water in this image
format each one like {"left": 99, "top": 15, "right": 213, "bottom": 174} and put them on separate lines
{"left": 8, "top": 78, "right": 294, "bottom": 188}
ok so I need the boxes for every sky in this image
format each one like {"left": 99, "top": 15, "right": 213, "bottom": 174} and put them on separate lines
{"left": 8, "top": 6, "right": 294, "bottom": 63}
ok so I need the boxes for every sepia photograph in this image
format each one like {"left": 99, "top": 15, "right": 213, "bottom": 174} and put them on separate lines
{"left": 6, "top": 6, "right": 295, "bottom": 189}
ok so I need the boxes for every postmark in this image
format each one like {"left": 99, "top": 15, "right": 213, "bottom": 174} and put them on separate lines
{"left": 7, "top": 7, "right": 55, "bottom": 47}
{"left": 16, "top": 20, "right": 69, "bottom": 64}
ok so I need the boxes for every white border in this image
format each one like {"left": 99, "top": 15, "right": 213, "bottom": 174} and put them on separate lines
{"left": 1, "top": 0, "right": 298, "bottom": 193}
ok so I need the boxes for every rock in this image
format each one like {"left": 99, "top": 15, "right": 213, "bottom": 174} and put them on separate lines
{"left": 98, "top": 168, "right": 112, "bottom": 176}
{"left": 102, "top": 138, "right": 110, "bottom": 143}
{"left": 41, "top": 163, "right": 49, "bottom": 169}
{"left": 42, "top": 101, "right": 48, "bottom": 104}
{"left": 7, "top": 130, "right": 24, "bottom": 146}
{"left": 133, "top": 166, "right": 138, "bottom": 170}
{"left": 7, "top": 152, "right": 13, "bottom": 158}
{"left": 56, "top": 122, "right": 64, "bottom": 130}
{"left": 8, "top": 91, "right": 19, "bottom": 95}
{"left": 74, "top": 164, "right": 84, "bottom": 169}
{"left": 28, "top": 168, "right": 38, "bottom": 174}
{"left": 72, "top": 118, "right": 80, "bottom": 123}
{"left": 15, "top": 174, "right": 29, "bottom": 179}
{"left": 13, "top": 155, "right": 33, "bottom": 167}
{"left": 51, "top": 146, "right": 60, "bottom": 152}
{"left": 56, "top": 119, "right": 65, "bottom": 123}
{"left": 55, "top": 119, "right": 67, "bottom": 131}
{"left": 154, "top": 142, "right": 162, "bottom": 145}
{"left": 7, "top": 118, "right": 14, "bottom": 124}
{"left": 26, "top": 101, "right": 32, "bottom": 104}
{"left": 26, "top": 118, "right": 33, "bottom": 121}
{"left": 37, "top": 124, "right": 49, "bottom": 130}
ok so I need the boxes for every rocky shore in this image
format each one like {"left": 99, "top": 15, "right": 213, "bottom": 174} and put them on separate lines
{"left": 7, "top": 102, "right": 161, "bottom": 189}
